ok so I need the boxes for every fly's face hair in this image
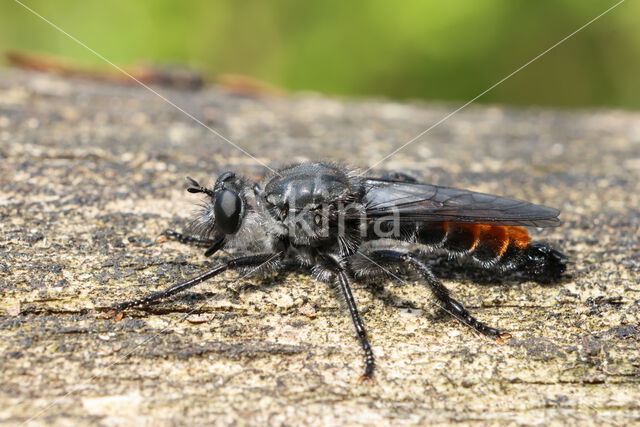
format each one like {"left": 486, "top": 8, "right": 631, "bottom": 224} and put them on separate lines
{"left": 111, "top": 161, "right": 567, "bottom": 382}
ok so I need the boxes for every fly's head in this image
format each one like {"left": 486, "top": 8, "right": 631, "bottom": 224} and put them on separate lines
{"left": 187, "top": 172, "right": 248, "bottom": 238}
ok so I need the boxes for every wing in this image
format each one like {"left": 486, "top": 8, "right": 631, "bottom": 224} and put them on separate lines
{"left": 358, "top": 178, "right": 561, "bottom": 227}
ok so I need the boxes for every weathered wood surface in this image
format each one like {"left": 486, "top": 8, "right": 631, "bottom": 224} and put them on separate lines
{"left": 1, "top": 70, "right": 638, "bottom": 426}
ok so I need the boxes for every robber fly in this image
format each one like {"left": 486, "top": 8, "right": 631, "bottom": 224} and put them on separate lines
{"left": 111, "top": 162, "right": 566, "bottom": 382}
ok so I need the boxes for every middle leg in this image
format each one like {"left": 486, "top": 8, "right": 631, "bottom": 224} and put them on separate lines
{"left": 111, "top": 253, "right": 279, "bottom": 318}
{"left": 324, "top": 259, "right": 376, "bottom": 382}
{"left": 335, "top": 268, "right": 376, "bottom": 382}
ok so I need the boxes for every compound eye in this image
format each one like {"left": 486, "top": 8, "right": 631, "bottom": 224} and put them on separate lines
{"left": 214, "top": 189, "right": 242, "bottom": 234}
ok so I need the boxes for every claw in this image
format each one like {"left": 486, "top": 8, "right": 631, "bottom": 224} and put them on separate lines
{"left": 106, "top": 309, "right": 125, "bottom": 322}
{"left": 495, "top": 332, "right": 512, "bottom": 344}
{"left": 357, "top": 374, "right": 377, "bottom": 385}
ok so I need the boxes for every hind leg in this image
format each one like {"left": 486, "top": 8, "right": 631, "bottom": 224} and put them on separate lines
{"left": 353, "top": 249, "right": 511, "bottom": 342}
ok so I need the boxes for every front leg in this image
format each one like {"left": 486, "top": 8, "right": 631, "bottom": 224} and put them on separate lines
{"left": 110, "top": 253, "right": 280, "bottom": 319}
{"left": 160, "top": 229, "right": 217, "bottom": 247}
{"left": 159, "top": 229, "right": 225, "bottom": 257}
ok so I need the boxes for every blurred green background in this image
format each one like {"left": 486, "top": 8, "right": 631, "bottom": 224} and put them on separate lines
{"left": 1, "top": 0, "right": 638, "bottom": 109}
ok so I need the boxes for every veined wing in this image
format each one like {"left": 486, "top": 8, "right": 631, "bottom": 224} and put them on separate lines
{"left": 358, "top": 178, "right": 561, "bottom": 227}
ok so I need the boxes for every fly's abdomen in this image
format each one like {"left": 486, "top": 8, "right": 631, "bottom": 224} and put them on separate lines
{"left": 435, "top": 223, "right": 525, "bottom": 262}
{"left": 414, "top": 222, "right": 565, "bottom": 280}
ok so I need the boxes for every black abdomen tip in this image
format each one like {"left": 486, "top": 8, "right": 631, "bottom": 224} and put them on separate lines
{"left": 521, "top": 242, "right": 567, "bottom": 282}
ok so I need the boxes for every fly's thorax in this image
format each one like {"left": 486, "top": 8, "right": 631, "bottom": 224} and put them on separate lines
{"left": 263, "top": 197, "right": 366, "bottom": 246}
{"left": 257, "top": 162, "right": 412, "bottom": 248}
{"left": 260, "top": 162, "right": 364, "bottom": 245}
